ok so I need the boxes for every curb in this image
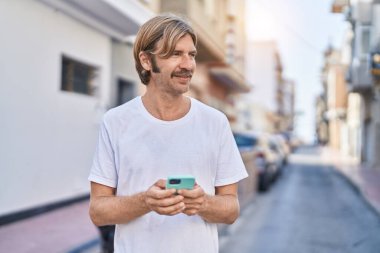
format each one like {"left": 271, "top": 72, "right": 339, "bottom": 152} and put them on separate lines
{"left": 331, "top": 165, "right": 380, "bottom": 218}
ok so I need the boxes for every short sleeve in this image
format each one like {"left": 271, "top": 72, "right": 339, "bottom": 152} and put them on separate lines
{"left": 215, "top": 116, "right": 248, "bottom": 186}
{"left": 88, "top": 119, "right": 118, "bottom": 188}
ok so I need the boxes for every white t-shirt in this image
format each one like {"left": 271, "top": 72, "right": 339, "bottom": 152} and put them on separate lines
{"left": 89, "top": 96, "right": 248, "bottom": 253}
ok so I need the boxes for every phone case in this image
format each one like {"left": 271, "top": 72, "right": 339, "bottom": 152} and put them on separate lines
{"left": 166, "top": 175, "right": 195, "bottom": 190}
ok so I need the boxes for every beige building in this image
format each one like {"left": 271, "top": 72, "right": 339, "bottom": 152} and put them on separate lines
{"left": 320, "top": 47, "right": 348, "bottom": 150}
{"left": 318, "top": 42, "right": 362, "bottom": 160}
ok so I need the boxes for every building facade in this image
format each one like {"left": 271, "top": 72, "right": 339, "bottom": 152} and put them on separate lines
{"left": 242, "top": 41, "right": 295, "bottom": 134}
{"left": 331, "top": 0, "right": 380, "bottom": 167}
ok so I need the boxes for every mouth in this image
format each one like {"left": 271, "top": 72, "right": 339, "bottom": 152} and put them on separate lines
{"left": 172, "top": 74, "right": 192, "bottom": 83}
{"left": 175, "top": 75, "right": 191, "bottom": 79}
{"left": 171, "top": 71, "right": 193, "bottom": 79}
{"left": 178, "top": 77, "right": 191, "bottom": 84}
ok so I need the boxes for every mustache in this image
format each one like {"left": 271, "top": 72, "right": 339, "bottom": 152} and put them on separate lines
{"left": 171, "top": 70, "right": 193, "bottom": 78}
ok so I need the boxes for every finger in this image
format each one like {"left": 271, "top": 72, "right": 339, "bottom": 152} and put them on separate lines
{"left": 168, "top": 205, "right": 187, "bottom": 216}
{"left": 182, "top": 204, "right": 200, "bottom": 210}
{"left": 156, "top": 201, "right": 185, "bottom": 215}
{"left": 154, "top": 179, "right": 167, "bottom": 189}
{"left": 156, "top": 195, "right": 184, "bottom": 207}
{"left": 148, "top": 187, "right": 176, "bottom": 199}
{"left": 182, "top": 199, "right": 202, "bottom": 206}
{"left": 146, "top": 195, "right": 183, "bottom": 211}
{"left": 178, "top": 186, "right": 204, "bottom": 199}
{"left": 182, "top": 208, "right": 198, "bottom": 216}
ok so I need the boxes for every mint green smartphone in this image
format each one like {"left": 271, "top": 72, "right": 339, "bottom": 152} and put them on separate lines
{"left": 166, "top": 175, "right": 195, "bottom": 190}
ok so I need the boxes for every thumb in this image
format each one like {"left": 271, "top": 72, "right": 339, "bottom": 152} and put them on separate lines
{"left": 155, "top": 179, "right": 167, "bottom": 189}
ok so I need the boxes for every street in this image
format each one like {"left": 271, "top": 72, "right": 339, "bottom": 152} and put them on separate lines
{"left": 219, "top": 146, "right": 380, "bottom": 253}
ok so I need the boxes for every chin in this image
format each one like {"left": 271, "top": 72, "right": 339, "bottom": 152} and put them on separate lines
{"left": 180, "top": 84, "right": 191, "bottom": 94}
{"left": 174, "top": 83, "right": 190, "bottom": 93}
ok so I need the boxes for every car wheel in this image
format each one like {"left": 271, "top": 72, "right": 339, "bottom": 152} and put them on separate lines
{"left": 258, "top": 172, "right": 270, "bottom": 192}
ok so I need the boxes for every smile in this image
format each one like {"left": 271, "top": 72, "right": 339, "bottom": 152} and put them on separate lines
{"left": 172, "top": 74, "right": 192, "bottom": 78}
{"left": 174, "top": 76, "right": 191, "bottom": 82}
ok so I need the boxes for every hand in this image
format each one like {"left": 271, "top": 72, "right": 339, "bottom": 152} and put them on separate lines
{"left": 144, "top": 179, "right": 185, "bottom": 216}
{"left": 178, "top": 184, "right": 206, "bottom": 216}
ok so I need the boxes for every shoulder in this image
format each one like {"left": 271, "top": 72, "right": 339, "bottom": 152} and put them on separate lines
{"left": 102, "top": 97, "right": 141, "bottom": 130}
{"left": 104, "top": 97, "right": 140, "bottom": 121}
{"left": 191, "top": 98, "right": 228, "bottom": 124}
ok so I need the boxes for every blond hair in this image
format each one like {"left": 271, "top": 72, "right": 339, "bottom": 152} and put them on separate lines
{"left": 133, "top": 14, "right": 197, "bottom": 85}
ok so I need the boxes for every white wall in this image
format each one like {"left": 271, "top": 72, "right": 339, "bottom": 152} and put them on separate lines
{"left": 346, "top": 93, "right": 362, "bottom": 160}
{"left": 245, "top": 41, "right": 277, "bottom": 113}
{"left": 110, "top": 41, "right": 144, "bottom": 107}
{"left": 368, "top": 95, "right": 380, "bottom": 167}
{"left": 372, "top": 4, "right": 380, "bottom": 48}
{"left": 0, "top": 1, "right": 111, "bottom": 216}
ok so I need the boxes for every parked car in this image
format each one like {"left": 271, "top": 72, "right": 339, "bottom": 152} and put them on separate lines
{"left": 279, "top": 131, "right": 303, "bottom": 152}
{"left": 269, "top": 134, "right": 291, "bottom": 170}
{"left": 233, "top": 132, "right": 281, "bottom": 191}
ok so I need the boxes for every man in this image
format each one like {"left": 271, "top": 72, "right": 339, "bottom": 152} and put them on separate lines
{"left": 89, "top": 14, "right": 248, "bottom": 253}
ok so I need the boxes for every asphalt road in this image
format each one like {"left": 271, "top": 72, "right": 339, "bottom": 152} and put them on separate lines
{"left": 219, "top": 147, "right": 380, "bottom": 253}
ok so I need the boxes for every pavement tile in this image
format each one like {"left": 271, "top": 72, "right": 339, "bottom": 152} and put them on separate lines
{"left": 0, "top": 200, "right": 100, "bottom": 253}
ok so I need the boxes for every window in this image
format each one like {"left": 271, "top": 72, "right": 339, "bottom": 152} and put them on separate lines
{"left": 117, "top": 78, "right": 135, "bottom": 106}
{"left": 61, "top": 56, "right": 98, "bottom": 96}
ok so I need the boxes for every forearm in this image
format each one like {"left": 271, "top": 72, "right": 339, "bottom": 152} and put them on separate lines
{"left": 198, "top": 194, "right": 240, "bottom": 224}
{"left": 89, "top": 192, "right": 150, "bottom": 226}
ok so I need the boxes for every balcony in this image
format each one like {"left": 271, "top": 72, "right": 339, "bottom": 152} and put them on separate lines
{"left": 349, "top": 57, "right": 373, "bottom": 92}
{"left": 209, "top": 63, "right": 251, "bottom": 93}
{"left": 160, "top": 0, "right": 225, "bottom": 62}
{"left": 351, "top": 1, "right": 373, "bottom": 24}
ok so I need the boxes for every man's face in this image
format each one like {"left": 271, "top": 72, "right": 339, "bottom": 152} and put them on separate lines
{"left": 149, "top": 34, "right": 197, "bottom": 96}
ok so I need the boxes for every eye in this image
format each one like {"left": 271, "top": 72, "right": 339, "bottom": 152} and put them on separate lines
{"left": 172, "top": 51, "right": 181, "bottom": 56}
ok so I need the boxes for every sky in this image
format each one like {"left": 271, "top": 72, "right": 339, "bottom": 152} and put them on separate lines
{"left": 245, "top": 0, "right": 349, "bottom": 143}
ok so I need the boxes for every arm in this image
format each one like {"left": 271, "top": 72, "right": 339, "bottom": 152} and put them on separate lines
{"left": 178, "top": 183, "right": 240, "bottom": 224}
{"left": 89, "top": 180, "right": 185, "bottom": 226}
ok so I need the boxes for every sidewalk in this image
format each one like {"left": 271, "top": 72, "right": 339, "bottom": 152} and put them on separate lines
{"left": 0, "top": 200, "right": 101, "bottom": 253}
{"left": 321, "top": 147, "right": 380, "bottom": 215}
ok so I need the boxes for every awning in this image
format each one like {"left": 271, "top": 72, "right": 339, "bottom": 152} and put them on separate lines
{"left": 209, "top": 64, "right": 251, "bottom": 93}
{"left": 37, "top": 0, "right": 154, "bottom": 42}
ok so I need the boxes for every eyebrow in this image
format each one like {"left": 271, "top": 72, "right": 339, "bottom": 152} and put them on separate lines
{"left": 173, "top": 50, "right": 197, "bottom": 54}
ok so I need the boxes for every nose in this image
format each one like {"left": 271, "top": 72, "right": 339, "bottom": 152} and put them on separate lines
{"left": 179, "top": 54, "right": 195, "bottom": 70}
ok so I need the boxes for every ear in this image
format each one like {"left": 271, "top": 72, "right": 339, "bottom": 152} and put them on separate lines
{"left": 139, "top": 52, "right": 151, "bottom": 71}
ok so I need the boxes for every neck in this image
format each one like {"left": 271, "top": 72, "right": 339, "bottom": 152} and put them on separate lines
{"left": 141, "top": 90, "right": 190, "bottom": 121}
